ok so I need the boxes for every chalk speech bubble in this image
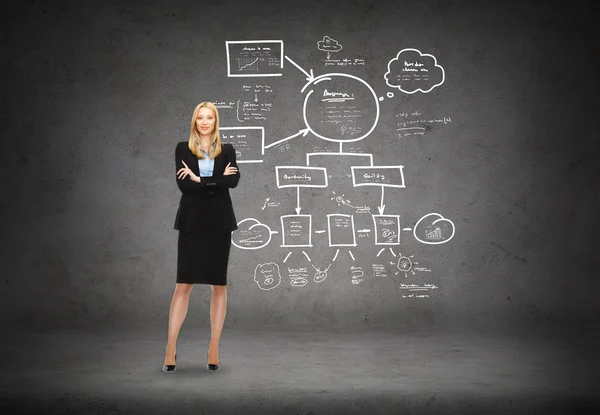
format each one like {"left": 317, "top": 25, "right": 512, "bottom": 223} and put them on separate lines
{"left": 317, "top": 36, "right": 342, "bottom": 53}
{"left": 413, "top": 213, "right": 455, "bottom": 245}
{"left": 384, "top": 48, "right": 445, "bottom": 94}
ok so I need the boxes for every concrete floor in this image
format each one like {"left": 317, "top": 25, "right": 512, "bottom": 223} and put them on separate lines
{"left": 2, "top": 323, "right": 599, "bottom": 414}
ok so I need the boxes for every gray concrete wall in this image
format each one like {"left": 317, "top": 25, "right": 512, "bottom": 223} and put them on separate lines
{"left": 1, "top": 0, "right": 598, "bottom": 329}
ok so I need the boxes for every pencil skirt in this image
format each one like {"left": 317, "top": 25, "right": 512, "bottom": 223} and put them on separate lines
{"left": 176, "top": 230, "right": 232, "bottom": 285}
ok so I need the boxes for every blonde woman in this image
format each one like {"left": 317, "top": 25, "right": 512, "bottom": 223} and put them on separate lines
{"left": 163, "top": 102, "right": 240, "bottom": 372}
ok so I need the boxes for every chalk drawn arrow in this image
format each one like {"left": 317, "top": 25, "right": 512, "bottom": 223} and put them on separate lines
{"left": 378, "top": 186, "right": 386, "bottom": 215}
{"left": 295, "top": 187, "right": 301, "bottom": 215}
{"left": 285, "top": 55, "right": 315, "bottom": 82}
{"left": 264, "top": 128, "right": 310, "bottom": 149}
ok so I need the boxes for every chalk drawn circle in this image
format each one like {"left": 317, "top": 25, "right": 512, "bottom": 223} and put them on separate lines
{"left": 302, "top": 73, "right": 380, "bottom": 143}
{"left": 379, "top": 96, "right": 384, "bottom": 101}
{"left": 397, "top": 256, "right": 412, "bottom": 272}
{"left": 387, "top": 92, "right": 394, "bottom": 98}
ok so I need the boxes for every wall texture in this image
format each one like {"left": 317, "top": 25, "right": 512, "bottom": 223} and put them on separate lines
{"left": 1, "top": 0, "right": 598, "bottom": 330}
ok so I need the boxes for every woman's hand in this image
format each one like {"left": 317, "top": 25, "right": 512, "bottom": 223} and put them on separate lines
{"left": 223, "top": 162, "right": 238, "bottom": 176}
{"left": 177, "top": 160, "right": 200, "bottom": 183}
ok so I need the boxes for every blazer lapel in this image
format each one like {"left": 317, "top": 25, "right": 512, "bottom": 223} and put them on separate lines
{"left": 212, "top": 150, "right": 225, "bottom": 177}
{"left": 186, "top": 145, "right": 200, "bottom": 177}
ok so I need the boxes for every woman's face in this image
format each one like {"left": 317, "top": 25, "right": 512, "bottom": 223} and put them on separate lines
{"left": 196, "top": 107, "right": 216, "bottom": 136}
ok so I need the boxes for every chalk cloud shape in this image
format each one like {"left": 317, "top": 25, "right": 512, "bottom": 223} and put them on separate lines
{"left": 317, "top": 36, "right": 343, "bottom": 53}
{"left": 384, "top": 48, "right": 445, "bottom": 94}
{"left": 231, "top": 218, "right": 273, "bottom": 250}
{"left": 413, "top": 213, "right": 455, "bottom": 245}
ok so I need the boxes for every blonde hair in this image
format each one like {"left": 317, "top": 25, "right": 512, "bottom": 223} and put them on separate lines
{"left": 188, "top": 101, "right": 222, "bottom": 159}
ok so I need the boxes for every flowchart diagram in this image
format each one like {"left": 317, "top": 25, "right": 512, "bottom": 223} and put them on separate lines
{"left": 219, "top": 37, "right": 454, "bottom": 296}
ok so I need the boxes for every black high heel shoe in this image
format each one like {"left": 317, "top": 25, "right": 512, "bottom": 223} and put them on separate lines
{"left": 207, "top": 349, "right": 219, "bottom": 371}
{"left": 162, "top": 353, "right": 177, "bottom": 372}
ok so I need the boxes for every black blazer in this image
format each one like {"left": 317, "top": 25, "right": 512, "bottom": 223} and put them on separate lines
{"left": 174, "top": 142, "right": 240, "bottom": 232}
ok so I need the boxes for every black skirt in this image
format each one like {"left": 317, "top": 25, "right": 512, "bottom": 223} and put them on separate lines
{"left": 176, "top": 230, "right": 232, "bottom": 285}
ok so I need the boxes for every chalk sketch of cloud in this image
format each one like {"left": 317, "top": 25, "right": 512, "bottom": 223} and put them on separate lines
{"left": 413, "top": 213, "right": 455, "bottom": 245}
{"left": 232, "top": 218, "right": 274, "bottom": 250}
{"left": 384, "top": 48, "right": 445, "bottom": 94}
{"left": 317, "top": 36, "right": 343, "bottom": 53}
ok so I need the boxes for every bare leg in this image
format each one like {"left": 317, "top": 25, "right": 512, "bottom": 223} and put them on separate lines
{"left": 164, "top": 283, "right": 194, "bottom": 365}
{"left": 208, "top": 285, "right": 227, "bottom": 364}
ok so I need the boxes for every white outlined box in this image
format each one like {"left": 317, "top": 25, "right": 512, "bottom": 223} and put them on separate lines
{"left": 280, "top": 215, "right": 312, "bottom": 247}
{"left": 276, "top": 166, "right": 328, "bottom": 188}
{"left": 226, "top": 40, "right": 284, "bottom": 77}
{"left": 327, "top": 214, "right": 356, "bottom": 247}
{"left": 220, "top": 127, "right": 265, "bottom": 163}
{"left": 351, "top": 166, "right": 406, "bottom": 187}
{"left": 372, "top": 215, "right": 400, "bottom": 245}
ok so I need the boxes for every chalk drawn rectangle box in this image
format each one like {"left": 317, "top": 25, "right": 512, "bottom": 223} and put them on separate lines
{"left": 220, "top": 127, "right": 265, "bottom": 164}
{"left": 276, "top": 166, "right": 328, "bottom": 188}
{"left": 226, "top": 40, "right": 284, "bottom": 77}
{"left": 351, "top": 166, "right": 406, "bottom": 188}
{"left": 372, "top": 215, "right": 400, "bottom": 245}
{"left": 327, "top": 214, "right": 356, "bottom": 247}
{"left": 280, "top": 215, "right": 312, "bottom": 247}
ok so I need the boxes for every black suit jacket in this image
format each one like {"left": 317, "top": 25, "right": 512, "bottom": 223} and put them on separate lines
{"left": 174, "top": 142, "right": 240, "bottom": 232}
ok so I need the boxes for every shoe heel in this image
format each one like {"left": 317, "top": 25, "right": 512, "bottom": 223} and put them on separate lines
{"left": 207, "top": 350, "right": 219, "bottom": 371}
{"left": 162, "top": 353, "right": 177, "bottom": 372}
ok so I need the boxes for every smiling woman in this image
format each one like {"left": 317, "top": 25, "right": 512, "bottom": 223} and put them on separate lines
{"left": 163, "top": 101, "right": 241, "bottom": 374}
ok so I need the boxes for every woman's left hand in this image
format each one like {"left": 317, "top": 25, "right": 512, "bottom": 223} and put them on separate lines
{"left": 223, "top": 162, "right": 238, "bottom": 176}
{"left": 178, "top": 160, "right": 200, "bottom": 183}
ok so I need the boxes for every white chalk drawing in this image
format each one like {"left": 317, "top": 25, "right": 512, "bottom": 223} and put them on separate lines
{"left": 373, "top": 215, "right": 400, "bottom": 245}
{"left": 397, "top": 254, "right": 413, "bottom": 275}
{"left": 254, "top": 263, "right": 282, "bottom": 290}
{"left": 327, "top": 214, "right": 356, "bottom": 247}
{"left": 317, "top": 36, "right": 343, "bottom": 60}
{"left": 281, "top": 215, "right": 313, "bottom": 247}
{"left": 384, "top": 48, "right": 445, "bottom": 94}
{"left": 302, "top": 73, "right": 380, "bottom": 143}
{"left": 330, "top": 191, "right": 371, "bottom": 214}
{"left": 388, "top": 252, "right": 432, "bottom": 277}
{"left": 351, "top": 166, "right": 406, "bottom": 188}
{"left": 351, "top": 166, "right": 405, "bottom": 215}
{"left": 396, "top": 110, "right": 452, "bottom": 139}
{"left": 226, "top": 40, "right": 284, "bottom": 77}
{"left": 399, "top": 283, "right": 438, "bottom": 291}
{"left": 332, "top": 248, "right": 340, "bottom": 262}
{"left": 307, "top": 152, "right": 373, "bottom": 171}
{"left": 276, "top": 166, "right": 328, "bottom": 214}
{"left": 220, "top": 127, "right": 265, "bottom": 163}
{"left": 262, "top": 197, "right": 280, "bottom": 210}
{"left": 288, "top": 266, "right": 309, "bottom": 287}
{"left": 351, "top": 265, "right": 364, "bottom": 285}
{"left": 223, "top": 43, "right": 453, "bottom": 297}
{"left": 311, "top": 263, "right": 331, "bottom": 283}
{"left": 283, "top": 252, "right": 293, "bottom": 263}
{"left": 276, "top": 166, "right": 328, "bottom": 188}
{"left": 372, "top": 263, "right": 388, "bottom": 278}
{"left": 413, "top": 213, "right": 455, "bottom": 245}
{"left": 232, "top": 218, "right": 276, "bottom": 250}
{"left": 264, "top": 128, "right": 310, "bottom": 150}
